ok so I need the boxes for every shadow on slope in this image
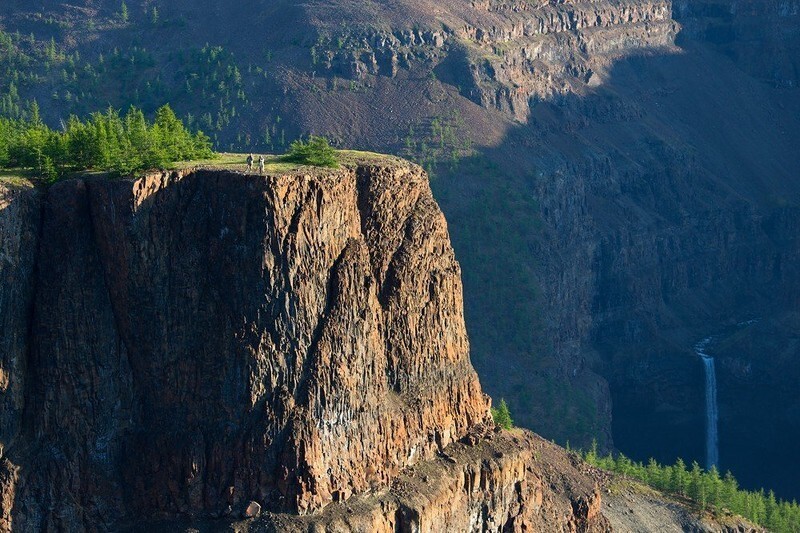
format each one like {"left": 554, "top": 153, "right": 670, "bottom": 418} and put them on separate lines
{"left": 433, "top": 37, "right": 800, "bottom": 498}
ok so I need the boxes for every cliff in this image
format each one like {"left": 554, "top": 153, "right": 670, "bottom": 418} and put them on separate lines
{"left": 0, "top": 164, "right": 602, "bottom": 531}
{"left": 0, "top": 180, "right": 39, "bottom": 464}
{"left": 301, "top": 0, "right": 677, "bottom": 121}
{"left": 0, "top": 161, "right": 764, "bottom": 532}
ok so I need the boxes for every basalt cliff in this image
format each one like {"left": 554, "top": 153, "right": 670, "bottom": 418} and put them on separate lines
{"left": 0, "top": 163, "right": 601, "bottom": 532}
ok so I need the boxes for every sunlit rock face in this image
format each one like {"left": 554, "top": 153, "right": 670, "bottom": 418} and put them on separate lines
{"left": 0, "top": 163, "right": 493, "bottom": 529}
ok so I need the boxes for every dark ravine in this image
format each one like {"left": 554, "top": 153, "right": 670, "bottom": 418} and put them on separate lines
{"left": 674, "top": 0, "right": 800, "bottom": 87}
{"left": 427, "top": 4, "right": 800, "bottom": 497}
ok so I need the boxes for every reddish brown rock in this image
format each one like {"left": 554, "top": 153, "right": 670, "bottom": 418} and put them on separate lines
{"left": 196, "top": 430, "right": 612, "bottom": 533}
{"left": 244, "top": 501, "right": 262, "bottom": 519}
{"left": 0, "top": 162, "right": 492, "bottom": 530}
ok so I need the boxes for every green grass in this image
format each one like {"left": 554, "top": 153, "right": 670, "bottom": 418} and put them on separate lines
{"left": 171, "top": 152, "right": 300, "bottom": 174}
{"left": 3, "top": 149, "right": 404, "bottom": 185}
{"left": 173, "top": 150, "right": 402, "bottom": 175}
{"left": 0, "top": 169, "right": 35, "bottom": 187}
{"left": 338, "top": 149, "right": 401, "bottom": 165}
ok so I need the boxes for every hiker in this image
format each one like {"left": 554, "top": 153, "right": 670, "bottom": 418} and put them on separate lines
{"left": 258, "top": 155, "right": 265, "bottom": 174}
{"left": 246, "top": 153, "right": 254, "bottom": 171}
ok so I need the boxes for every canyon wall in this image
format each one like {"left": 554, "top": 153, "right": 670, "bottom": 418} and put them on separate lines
{"left": 0, "top": 182, "right": 40, "bottom": 530}
{"left": 520, "top": 4, "right": 800, "bottom": 492}
{"left": 293, "top": 1, "right": 800, "bottom": 492}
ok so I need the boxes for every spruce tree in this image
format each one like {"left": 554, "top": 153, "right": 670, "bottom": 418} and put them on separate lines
{"left": 491, "top": 399, "right": 513, "bottom": 430}
{"left": 707, "top": 466, "right": 722, "bottom": 507}
{"left": 0, "top": 104, "right": 215, "bottom": 179}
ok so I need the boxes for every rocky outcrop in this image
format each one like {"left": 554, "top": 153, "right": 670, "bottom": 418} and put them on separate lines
{"left": 0, "top": 163, "right": 694, "bottom": 533}
{"left": 251, "top": 431, "right": 611, "bottom": 533}
{"left": 147, "top": 429, "right": 759, "bottom": 532}
{"left": 454, "top": 0, "right": 677, "bottom": 120}
{"left": 0, "top": 162, "right": 497, "bottom": 530}
{"left": 308, "top": 0, "right": 677, "bottom": 121}
{"left": 0, "top": 160, "right": 771, "bottom": 531}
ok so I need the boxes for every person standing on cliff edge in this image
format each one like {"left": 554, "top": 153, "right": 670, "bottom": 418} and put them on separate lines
{"left": 258, "top": 155, "right": 265, "bottom": 174}
{"left": 246, "top": 153, "right": 254, "bottom": 171}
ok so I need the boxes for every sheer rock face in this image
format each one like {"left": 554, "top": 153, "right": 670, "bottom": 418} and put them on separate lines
{"left": 0, "top": 163, "right": 493, "bottom": 529}
{"left": 0, "top": 183, "right": 39, "bottom": 458}
{"left": 0, "top": 182, "right": 40, "bottom": 532}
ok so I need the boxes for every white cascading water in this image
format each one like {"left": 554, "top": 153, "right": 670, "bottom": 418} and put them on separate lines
{"left": 695, "top": 337, "right": 719, "bottom": 469}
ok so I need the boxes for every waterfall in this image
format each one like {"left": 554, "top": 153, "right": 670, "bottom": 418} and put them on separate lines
{"left": 695, "top": 337, "right": 719, "bottom": 469}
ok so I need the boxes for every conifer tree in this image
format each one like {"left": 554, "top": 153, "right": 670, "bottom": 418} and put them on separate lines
{"left": 707, "top": 466, "right": 722, "bottom": 507}
{"left": 671, "top": 458, "right": 688, "bottom": 495}
{"left": 579, "top": 447, "right": 800, "bottom": 531}
{"left": 688, "top": 461, "right": 705, "bottom": 506}
{"left": 722, "top": 470, "right": 738, "bottom": 505}
{"left": 0, "top": 104, "right": 214, "bottom": 180}
{"left": 490, "top": 399, "right": 513, "bottom": 430}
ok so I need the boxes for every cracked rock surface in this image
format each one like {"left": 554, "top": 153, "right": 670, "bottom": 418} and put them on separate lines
{"left": 0, "top": 162, "right": 492, "bottom": 530}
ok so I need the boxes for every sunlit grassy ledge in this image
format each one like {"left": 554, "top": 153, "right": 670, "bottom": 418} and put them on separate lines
{"left": 0, "top": 169, "right": 36, "bottom": 187}
{"left": 1, "top": 150, "right": 410, "bottom": 186}
{"left": 169, "top": 150, "right": 407, "bottom": 176}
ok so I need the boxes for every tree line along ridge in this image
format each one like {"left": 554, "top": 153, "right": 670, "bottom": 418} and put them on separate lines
{"left": 0, "top": 102, "right": 214, "bottom": 181}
